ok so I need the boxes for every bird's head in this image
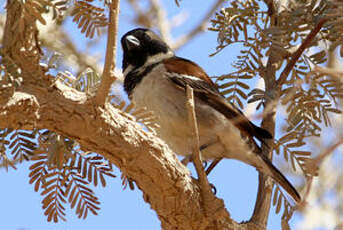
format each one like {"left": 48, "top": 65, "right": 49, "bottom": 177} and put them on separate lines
{"left": 121, "top": 28, "right": 174, "bottom": 73}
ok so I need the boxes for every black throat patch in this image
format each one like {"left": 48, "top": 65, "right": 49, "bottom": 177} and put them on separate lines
{"left": 124, "top": 62, "right": 160, "bottom": 99}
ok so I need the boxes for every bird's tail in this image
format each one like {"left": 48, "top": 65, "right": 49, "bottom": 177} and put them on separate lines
{"left": 258, "top": 152, "right": 301, "bottom": 203}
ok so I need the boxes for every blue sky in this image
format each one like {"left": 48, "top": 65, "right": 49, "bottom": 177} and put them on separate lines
{"left": 0, "top": 0, "right": 302, "bottom": 229}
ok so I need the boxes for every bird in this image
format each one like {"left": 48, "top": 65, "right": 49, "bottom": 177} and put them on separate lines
{"left": 121, "top": 28, "right": 301, "bottom": 203}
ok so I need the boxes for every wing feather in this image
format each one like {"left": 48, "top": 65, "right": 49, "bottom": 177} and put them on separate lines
{"left": 163, "top": 56, "right": 272, "bottom": 141}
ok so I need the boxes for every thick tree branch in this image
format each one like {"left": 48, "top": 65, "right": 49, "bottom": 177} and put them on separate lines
{"left": 1, "top": 78, "right": 242, "bottom": 230}
{"left": 276, "top": 18, "right": 327, "bottom": 86}
{"left": 95, "top": 0, "right": 120, "bottom": 105}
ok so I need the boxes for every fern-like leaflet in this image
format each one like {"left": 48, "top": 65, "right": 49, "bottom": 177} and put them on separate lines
{"left": 29, "top": 131, "right": 116, "bottom": 222}
{"left": 71, "top": 0, "right": 108, "bottom": 38}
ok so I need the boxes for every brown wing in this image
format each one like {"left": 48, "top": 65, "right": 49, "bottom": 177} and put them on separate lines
{"left": 163, "top": 56, "right": 272, "bottom": 141}
{"left": 163, "top": 56, "right": 215, "bottom": 86}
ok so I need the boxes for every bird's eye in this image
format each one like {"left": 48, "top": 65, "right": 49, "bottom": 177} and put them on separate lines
{"left": 143, "top": 33, "right": 151, "bottom": 41}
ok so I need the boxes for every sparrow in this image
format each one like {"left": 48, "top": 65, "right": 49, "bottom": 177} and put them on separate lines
{"left": 121, "top": 28, "right": 301, "bottom": 203}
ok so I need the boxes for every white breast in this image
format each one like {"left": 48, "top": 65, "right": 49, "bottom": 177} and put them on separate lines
{"left": 131, "top": 64, "right": 193, "bottom": 155}
{"left": 130, "top": 64, "right": 255, "bottom": 163}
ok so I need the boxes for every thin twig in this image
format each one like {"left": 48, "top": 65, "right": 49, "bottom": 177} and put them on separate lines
{"left": 294, "top": 139, "right": 343, "bottom": 213}
{"left": 127, "top": 0, "right": 223, "bottom": 51}
{"left": 95, "top": 0, "right": 120, "bottom": 105}
{"left": 186, "top": 85, "right": 207, "bottom": 186}
{"left": 294, "top": 176, "right": 313, "bottom": 212}
{"left": 185, "top": 85, "right": 217, "bottom": 217}
{"left": 172, "top": 0, "right": 225, "bottom": 50}
{"left": 205, "top": 158, "right": 222, "bottom": 175}
{"left": 150, "top": 0, "right": 173, "bottom": 45}
{"left": 276, "top": 18, "right": 327, "bottom": 86}
{"left": 313, "top": 139, "right": 343, "bottom": 167}
{"left": 314, "top": 66, "right": 343, "bottom": 79}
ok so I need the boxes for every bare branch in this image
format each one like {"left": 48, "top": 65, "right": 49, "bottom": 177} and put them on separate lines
{"left": 205, "top": 158, "right": 221, "bottom": 175}
{"left": 295, "top": 139, "right": 343, "bottom": 213}
{"left": 40, "top": 24, "right": 103, "bottom": 74}
{"left": 150, "top": 0, "right": 172, "bottom": 44}
{"left": 185, "top": 86, "right": 220, "bottom": 217}
{"left": 295, "top": 176, "right": 313, "bottom": 212}
{"left": 95, "top": 0, "right": 120, "bottom": 105}
{"left": 276, "top": 18, "right": 327, "bottom": 86}
{"left": 249, "top": 5, "right": 280, "bottom": 225}
{"left": 249, "top": 53, "right": 277, "bottom": 230}
{"left": 127, "top": 0, "right": 224, "bottom": 51}
{"left": 172, "top": 0, "right": 225, "bottom": 50}
{"left": 313, "top": 139, "right": 343, "bottom": 167}
{"left": 313, "top": 66, "right": 343, "bottom": 79}
{"left": 185, "top": 86, "right": 203, "bottom": 180}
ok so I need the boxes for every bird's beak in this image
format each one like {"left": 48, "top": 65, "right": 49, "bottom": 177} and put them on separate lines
{"left": 125, "top": 35, "right": 140, "bottom": 49}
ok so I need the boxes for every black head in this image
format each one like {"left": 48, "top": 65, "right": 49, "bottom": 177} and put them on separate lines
{"left": 121, "top": 28, "right": 173, "bottom": 71}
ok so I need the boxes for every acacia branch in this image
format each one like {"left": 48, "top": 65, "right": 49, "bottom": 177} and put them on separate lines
{"left": 249, "top": 2, "right": 278, "bottom": 227}
{"left": 40, "top": 23, "right": 102, "bottom": 74}
{"left": 186, "top": 86, "right": 204, "bottom": 182}
{"left": 1, "top": 78, "right": 243, "bottom": 229}
{"left": 95, "top": 0, "right": 120, "bottom": 105}
{"left": 249, "top": 99, "right": 276, "bottom": 229}
{"left": 313, "top": 66, "right": 343, "bottom": 79}
{"left": 1, "top": 1, "right": 253, "bottom": 229}
{"left": 313, "top": 139, "right": 343, "bottom": 167}
{"left": 127, "top": 0, "right": 224, "bottom": 51}
{"left": 276, "top": 18, "right": 327, "bottom": 86}
{"left": 295, "top": 139, "right": 343, "bottom": 213}
{"left": 186, "top": 86, "right": 222, "bottom": 219}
